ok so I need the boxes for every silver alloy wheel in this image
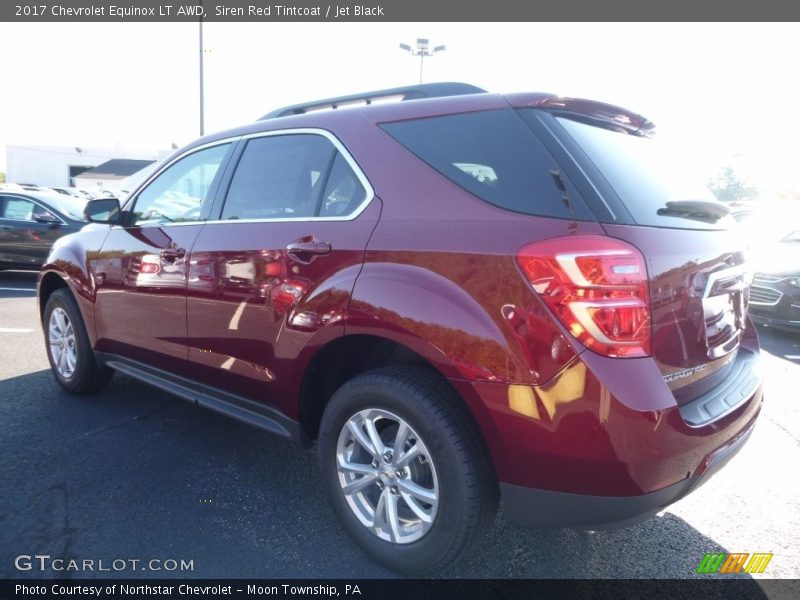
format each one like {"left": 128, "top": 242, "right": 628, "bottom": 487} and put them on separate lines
{"left": 336, "top": 408, "right": 439, "bottom": 544}
{"left": 48, "top": 307, "right": 77, "bottom": 379}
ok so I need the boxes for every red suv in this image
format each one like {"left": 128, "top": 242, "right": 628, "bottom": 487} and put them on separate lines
{"left": 38, "top": 83, "right": 763, "bottom": 574}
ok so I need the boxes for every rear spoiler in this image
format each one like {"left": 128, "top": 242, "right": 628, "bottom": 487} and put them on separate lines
{"left": 506, "top": 93, "right": 656, "bottom": 136}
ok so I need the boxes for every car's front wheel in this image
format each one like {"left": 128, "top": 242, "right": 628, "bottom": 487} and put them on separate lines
{"left": 318, "top": 366, "right": 498, "bottom": 574}
{"left": 44, "top": 288, "right": 113, "bottom": 394}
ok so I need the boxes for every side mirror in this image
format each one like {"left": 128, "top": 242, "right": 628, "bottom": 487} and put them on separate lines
{"left": 34, "top": 212, "right": 61, "bottom": 225}
{"left": 85, "top": 198, "right": 122, "bottom": 224}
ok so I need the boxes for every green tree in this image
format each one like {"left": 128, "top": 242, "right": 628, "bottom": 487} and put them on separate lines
{"left": 708, "top": 166, "right": 758, "bottom": 203}
{"left": 0, "top": 172, "right": 5, "bottom": 184}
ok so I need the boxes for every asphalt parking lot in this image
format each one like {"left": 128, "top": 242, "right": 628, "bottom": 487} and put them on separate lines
{"left": 1, "top": 270, "right": 798, "bottom": 580}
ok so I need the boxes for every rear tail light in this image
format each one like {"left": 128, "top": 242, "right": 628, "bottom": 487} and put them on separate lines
{"left": 516, "top": 235, "right": 651, "bottom": 358}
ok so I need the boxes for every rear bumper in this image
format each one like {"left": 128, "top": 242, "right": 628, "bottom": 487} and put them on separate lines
{"left": 500, "top": 410, "right": 759, "bottom": 530}
{"left": 448, "top": 320, "right": 764, "bottom": 511}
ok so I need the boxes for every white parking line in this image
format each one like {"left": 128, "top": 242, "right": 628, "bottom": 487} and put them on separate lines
{"left": 0, "top": 287, "right": 36, "bottom": 292}
{"left": 0, "top": 328, "right": 34, "bottom": 333}
{"left": 228, "top": 301, "right": 247, "bottom": 330}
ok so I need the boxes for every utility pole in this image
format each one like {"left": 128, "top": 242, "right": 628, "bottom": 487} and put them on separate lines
{"left": 199, "top": 18, "right": 205, "bottom": 136}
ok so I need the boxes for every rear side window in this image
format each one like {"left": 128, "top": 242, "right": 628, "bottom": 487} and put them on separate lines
{"left": 381, "top": 109, "right": 593, "bottom": 220}
{"left": 319, "top": 153, "right": 367, "bottom": 217}
{"left": 221, "top": 134, "right": 369, "bottom": 221}
{"left": 222, "top": 135, "right": 334, "bottom": 220}
{"left": 555, "top": 116, "right": 730, "bottom": 230}
{"left": 0, "top": 196, "right": 35, "bottom": 220}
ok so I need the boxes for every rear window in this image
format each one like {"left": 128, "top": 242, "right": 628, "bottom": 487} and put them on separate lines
{"left": 555, "top": 116, "right": 732, "bottom": 230}
{"left": 381, "top": 109, "right": 593, "bottom": 220}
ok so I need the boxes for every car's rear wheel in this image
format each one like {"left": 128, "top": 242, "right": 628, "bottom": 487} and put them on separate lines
{"left": 318, "top": 366, "right": 498, "bottom": 574}
{"left": 44, "top": 289, "right": 112, "bottom": 394}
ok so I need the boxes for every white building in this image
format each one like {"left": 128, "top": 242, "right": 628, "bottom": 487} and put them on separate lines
{"left": 74, "top": 159, "right": 159, "bottom": 195}
{"left": 5, "top": 144, "right": 170, "bottom": 190}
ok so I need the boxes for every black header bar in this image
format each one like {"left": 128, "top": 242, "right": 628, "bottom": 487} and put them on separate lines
{"left": 2, "top": 0, "right": 800, "bottom": 22}
{"left": 0, "top": 578, "right": 791, "bottom": 600}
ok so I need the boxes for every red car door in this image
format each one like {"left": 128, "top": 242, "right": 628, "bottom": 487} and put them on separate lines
{"left": 185, "top": 131, "right": 379, "bottom": 420}
{"left": 91, "top": 142, "right": 235, "bottom": 375}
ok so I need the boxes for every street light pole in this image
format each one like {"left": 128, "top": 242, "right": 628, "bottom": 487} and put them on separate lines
{"left": 199, "top": 18, "right": 205, "bottom": 136}
{"left": 399, "top": 38, "right": 446, "bottom": 84}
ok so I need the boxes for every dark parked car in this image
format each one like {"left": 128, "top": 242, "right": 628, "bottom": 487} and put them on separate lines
{"left": 0, "top": 189, "right": 87, "bottom": 270}
{"left": 749, "top": 227, "right": 800, "bottom": 332}
{"left": 37, "top": 83, "right": 763, "bottom": 574}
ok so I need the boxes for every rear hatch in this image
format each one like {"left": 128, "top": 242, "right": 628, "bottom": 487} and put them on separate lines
{"left": 530, "top": 107, "right": 752, "bottom": 401}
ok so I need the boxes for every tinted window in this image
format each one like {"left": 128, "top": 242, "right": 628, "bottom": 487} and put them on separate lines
{"left": 132, "top": 143, "right": 231, "bottom": 226}
{"left": 381, "top": 109, "right": 592, "bottom": 220}
{"left": 556, "top": 116, "right": 730, "bottom": 230}
{"left": 222, "top": 135, "right": 337, "bottom": 220}
{"left": 319, "top": 153, "right": 367, "bottom": 217}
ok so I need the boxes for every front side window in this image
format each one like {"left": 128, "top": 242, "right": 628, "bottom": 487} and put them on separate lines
{"left": 221, "top": 134, "right": 366, "bottom": 220}
{"left": 131, "top": 143, "right": 231, "bottom": 226}
{"left": 48, "top": 195, "right": 86, "bottom": 220}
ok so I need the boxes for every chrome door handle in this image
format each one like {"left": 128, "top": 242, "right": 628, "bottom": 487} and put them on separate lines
{"left": 286, "top": 241, "right": 331, "bottom": 256}
{"left": 160, "top": 246, "right": 186, "bottom": 261}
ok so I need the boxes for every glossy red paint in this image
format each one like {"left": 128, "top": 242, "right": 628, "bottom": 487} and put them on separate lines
{"left": 337, "top": 114, "right": 762, "bottom": 498}
{"left": 38, "top": 223, "right": 111, "bottom": 345}
{"left": 91, "top": 224, "right": 204, "bottom": 376}
{"left": 37, "top": 87, "right": 763, "bottom": 518}
{"left": 184, "top": 200, "right": 381, "bottom": 419}
{"left": 604, "top": 224, "right": 750, "bottom": 395}
{"left": 466, "top": 323, "right": 762, "bottom": 496}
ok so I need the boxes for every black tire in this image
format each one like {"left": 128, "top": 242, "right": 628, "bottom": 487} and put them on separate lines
{"left": 43, "top": 288, "right": 113, "bottom": 394}
{"left": 318, "top": 365, "right": 498, "bottom": 574}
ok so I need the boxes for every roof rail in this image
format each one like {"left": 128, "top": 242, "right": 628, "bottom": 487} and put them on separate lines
{"left": 259, "top": 82, "right": 487, "bottom": 120}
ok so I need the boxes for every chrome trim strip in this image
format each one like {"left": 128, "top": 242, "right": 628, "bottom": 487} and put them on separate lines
{"left": 702, "top": 263, "right": 750, "bottom": 298}
{"left": 749, "top": 285, "right": 783, "bottom": 307}
{"left": 754, "top": 274, "right": 784, "bottom": 284}
{"left": 235, "top": 128, "right": 375, "bottom": 222}
{"left": 121, "top": 128, "right": 375, "bottom": 229}
{"left": 123, "top": 136, "right": 242, "bottom": 215}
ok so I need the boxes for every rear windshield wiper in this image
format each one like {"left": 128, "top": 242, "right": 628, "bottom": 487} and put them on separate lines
{"left": 656, "top": 199, "right": 730, "bottom": 224}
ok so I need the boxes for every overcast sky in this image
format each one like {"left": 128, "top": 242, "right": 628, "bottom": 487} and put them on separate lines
{"left": 1, "top": 22, "right": 798, "bottom": 194}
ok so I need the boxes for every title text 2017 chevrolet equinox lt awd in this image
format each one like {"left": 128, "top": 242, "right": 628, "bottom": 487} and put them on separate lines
{"left": 38, "top": 83, "right": 763, "bottom": 574}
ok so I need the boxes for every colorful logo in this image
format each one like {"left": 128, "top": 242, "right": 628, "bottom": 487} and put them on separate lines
{"left": 696, "top": 552, "right": 773, "bottom": 574}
